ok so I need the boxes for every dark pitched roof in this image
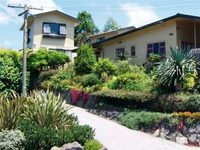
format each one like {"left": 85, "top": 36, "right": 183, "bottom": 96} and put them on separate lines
{"left": 88, "top": 26, "right": 135, "bottom": 38}
{"left": 93, "top": 13, "right": 200, "bottom": 47}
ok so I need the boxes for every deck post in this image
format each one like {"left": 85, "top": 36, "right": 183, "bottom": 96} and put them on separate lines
{"left": 194, "top": 22, "right": 197, "bottom": 48}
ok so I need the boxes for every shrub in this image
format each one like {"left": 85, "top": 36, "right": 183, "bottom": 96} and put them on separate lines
{"left": 92, "top": 90, "right": 155, "bottom": 102}
{"left": 28, "top": 49, "right": 70, "bottom": 71}
{"left": 0, "top": 49, "right": 22, "bottom": 93}
{"left": 108, "top": 72, "right": 152, "bottom": 91}
{"left": 119, "top": 110, "right": 169, "bottom": 130}
{"left": 41, "top": 68, "right": 74, "bottom": 90}
{"left": 0, "top": 130, "right": 25, "bottom": 150}
{"left": 82, "top": 74, "right": 100, "bottom": 87}
{"left": 84, "top": 139, "right": 102, "bottom": 150}
{"left": 157, "top": 48, "right": 198, "bottom": 91}
{"left": 74, "top": 44, "right": 96, "bottom": 75}
{"left": 183, "top": 73, "right": 196, "bottom": 90}
{"left": 62, "top": 125, "right": 95, "bottom": 145}
{"left": 183, "top": 95, "right": 200, "bottom": 112}
{"left": 22, "top": 90, "right": 75, "bottom": 129}
{"left": 93, "top": 58, "right": 116, "bottom": 79}
{"left": 149, "top": 93, "right": 200, "bottom": 113}
{"left": 0, "top": 92, "right": 24, "bottom": 130}
{"left": 18, "top": 119, "right": 94, "bottom": 150}
{"left": 172, "top": 112, "right": 200, "bottom": 121}
{"left": 149, "top": 53, "right": 161, "bottom": 63}
{"left": 116, "top": 61, "right": 145, "bottom": 75}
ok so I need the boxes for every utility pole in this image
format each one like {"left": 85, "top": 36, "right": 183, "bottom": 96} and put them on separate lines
{"left": 7, "top": 4, "right": 43, "bottom": 96}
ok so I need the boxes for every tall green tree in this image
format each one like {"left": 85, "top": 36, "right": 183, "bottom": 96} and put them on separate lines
{"left": 75, "top": 11, "right": 99, "bottom": 46}
{"left": 74, "top": 44, "right": 96, "bottom": 75}
{"left": 103, "top": 17, "right": 120, "bottom": 32}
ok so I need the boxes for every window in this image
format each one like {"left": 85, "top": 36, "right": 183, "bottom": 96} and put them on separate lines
{"left": 181, "top": 41, "right": 194, "bottom": 51}
{"left": 116, "top": 48, "right": 125, "bottom": 54}
{"left": 147, "top": 42, "right": 165, "bottom": 57}
{"left": 97, "top": 37, "right": 105, "bottom": 42}
{"left": 43, "top": 22, "right": 66, "bottom": 36}
{"left": 131, "top": 46, "right": 136, "bottom": 56}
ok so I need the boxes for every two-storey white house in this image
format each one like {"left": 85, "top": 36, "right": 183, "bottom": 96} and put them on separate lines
{"left": 25, "top": 10, "right": 80, "bottom": 60}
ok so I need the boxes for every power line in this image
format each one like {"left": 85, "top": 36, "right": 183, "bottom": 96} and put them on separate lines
{"left": 7, "top": 4, "right": 43, "bottom": 97}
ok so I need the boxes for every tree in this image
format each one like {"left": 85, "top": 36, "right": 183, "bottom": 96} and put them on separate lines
{"left": 74, "top": 44, "right": 96, "bottom": 75}
{"left": 103, "top": 17, "right": 120, "bottom": 32}
{"left": 0, "top": 49, "right": 22, "bottom": 93}
{"left": 75, "top": 11, "right": 99, "bottom": 46}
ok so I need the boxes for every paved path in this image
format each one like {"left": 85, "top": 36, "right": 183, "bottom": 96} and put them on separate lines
{"left": 69, "top": 106, "right": 198, "bottom": 150}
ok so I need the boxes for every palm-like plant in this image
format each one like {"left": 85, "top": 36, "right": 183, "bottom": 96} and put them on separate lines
{"left": 116, "top": 50, "right": 129, "bottom": 61}
{"left": 23, "top": 90, "right": 75, "bottom": 129}
{"left": 157, "top": 48, "right": 198, "bottom": 90}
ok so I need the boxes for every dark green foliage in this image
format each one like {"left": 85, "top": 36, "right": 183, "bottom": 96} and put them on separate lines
{"left": 157, "top": 48, "right": 198, "bottom": 90}
{"left": 75, "top": 11, "right": 98, "bottom": 35}
{"left": 116, "top": 61, "right": 146, "bottom": 75}
{"left": 75, "top": 11, "right": 99, "bottom": 46}
{"left": 41, "top": 67, "right": 74, "bottom": 90}
{"left": 74, "top": 44, "right": 96, "bottom": 75}
{"left": 62, "top": 125, "right": 95, "bottom": 145}
{"left": 185, "top": 95, "right": 200, "bottom": 112}
{"left": 18, "top": 119, "right": 94, "bottom": 150}
{"left": 82, "top": 74, "right": 100, "bottom": 87}
{"left": 92, "top": 90, "right": 155, "bottom": 103}
{"left": 0, "top": 49, "right": 22, "bottom": 93}
{"left": 92, "top": 58, "right": 116, "bottom": 79}
{"left": 28, "top": 49, "right": 70, "bottom": 71}
{"left": 103, "top": 17, "right": 120, "bottom": 32}
{"left": 0, "top": 130, "right": 26, "bottom": 150}
{"left": 108, "top": 72, "right": 152, "bottom": 91}
{"left": 149, "top": 53, "right": 161, "bottom": 63}
{"left": 119, "top": 110, "right": 169, "bottom": 130}
{"left": 84, "top": 139, "right": 102, "bottom": 150}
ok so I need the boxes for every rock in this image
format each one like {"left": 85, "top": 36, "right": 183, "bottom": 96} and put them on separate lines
{"left": 153, "top": 129, "right": 160, "bottom": 137}
{"left": 99, "top": 147, "right": 108, "bottom": 150}
{"left": 196, "top": 125, "right": 200, "bottom": 134}
{"left": 188, "top": 134, "right": 197, "bottom": 144}
{"left": 161, "top": 127, "right": 170, "bottom": 135}
{"left": 176, "top": 136, "right": 188, "bottom": 145}
{"left": 160, "top": 132, "right": 166, "bottom": 139}
{"left": 51, "top": 146, "right": 61, "bottom": 150}
{"left": 188, "top": 127, "right": 196, "bottom": 134}
{"left": 61, "top": 142, "right": 83, "bottom": 150}
{"left": 166, "top": 132, "right": 177, "bottom": 141}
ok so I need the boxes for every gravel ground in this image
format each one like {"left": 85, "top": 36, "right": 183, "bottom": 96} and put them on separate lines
{"left": 68, "top": 106, "right": 199, "bottom": 150}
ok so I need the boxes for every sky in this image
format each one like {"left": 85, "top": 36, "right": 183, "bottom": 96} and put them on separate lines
{"left": 0, "top": 0, "right": 200, "bottom": 49}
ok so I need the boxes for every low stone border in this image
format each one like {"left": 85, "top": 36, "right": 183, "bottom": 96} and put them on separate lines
{"left": 88, "top": 109, "right": 122, "bottom": 121}
{"left": 153, "top": 123, "right": 200, "bottom": 146}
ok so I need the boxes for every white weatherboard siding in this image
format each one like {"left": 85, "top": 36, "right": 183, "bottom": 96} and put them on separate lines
{"left": 32, "top": 13, "right": 75, "bottom": 51}
{"left": 101, "top": 20, "right": 177, "bottom": 65}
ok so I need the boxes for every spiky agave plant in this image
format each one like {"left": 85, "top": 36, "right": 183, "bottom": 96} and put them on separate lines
{"left": 157, "top": 48, "right": 198, "bottom": 90}
{"left": 22, "top": 90, "right": 75, "bottom": 129}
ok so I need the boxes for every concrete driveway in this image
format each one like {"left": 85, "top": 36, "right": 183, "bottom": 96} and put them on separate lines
{"left": 68, "top": 106, "right": 198, "bottom": 150}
